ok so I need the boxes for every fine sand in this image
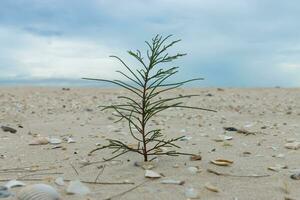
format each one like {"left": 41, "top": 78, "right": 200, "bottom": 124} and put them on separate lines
{"left": 0, "top": 87, "right": 299, "bottom": 200}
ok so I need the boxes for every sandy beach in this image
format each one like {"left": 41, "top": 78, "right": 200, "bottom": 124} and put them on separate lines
{"left": 0, "top": 87, "right": 299, "bottom": 200}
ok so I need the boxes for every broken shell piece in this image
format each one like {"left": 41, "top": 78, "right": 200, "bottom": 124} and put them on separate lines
{"left": 54, "top": 177, "right": 64, "bottom": 186}
{"left": 67, "top": 138, "right": 76, "bottom": 143}
{"left": 5, "top": 179, "right": 26, "bottom": 188}
{"left": 145, "top": 170, "right": 161, "bottom": 178}
{"left": 286, "top": 138, "right": 296, "bottom": 143}
{"left": 0, "top": 186, "right": 11, "bottom": 198}
{"left": 204, "top": 182, "right": 219, "bottom": 193}
{"left": 66, "top": 180, "right": 90, "bottom": 195}
{"left": 190, "top": 155, "right": 202, "bottom": 161}
{"left": 284, "top": 142, "right": 300, "bottom": 150}
{"left": 268, "top": 164, "right": 288, "bottom": 172}
{"left": 180, "top": 136, "right": 192, "bottom": 141}
{"left": 160, "top": 179, "right": 184, "bottom": 185}
{"left": 188, "top": 166, "right": 202, "bottom": 174}
{"left": 210, "top": 159, "right": 233, "bottom": 166}
{"left": 214, "top": 135, "right": 233, "bottom": 142}
{"left": 173, "top": 164, "right": 180, "bottom": 168}
{"left": 29, "top": 137, "right": 49, "bottom": 145}
{"left": 185, "top": 187, "right": 198, "bottom": 199}
{"left": 17, "top": 184, "right": 60, "bottom": 200}
{"left": 48, "top": 138, "right": 62, "bottom": 145}
{"left": 274, "top": 153, "right": 285, "bottom": 158}
{"left": 134, "top": 161, "right": 156, "bottom": 170}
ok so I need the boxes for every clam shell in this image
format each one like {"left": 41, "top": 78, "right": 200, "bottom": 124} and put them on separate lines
{"left": 18, "top": 184, "right": 60, "bottom": 200}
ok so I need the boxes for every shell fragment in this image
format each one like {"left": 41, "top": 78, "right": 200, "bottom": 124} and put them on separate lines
{"left": 210, "top": 159, "right": 234, "bottom": 166}
{"left": 145, "top": 170, "right": 161, "bottom": 178}
{"left": 66, "top": 180, "right": 90, "bottom": 195}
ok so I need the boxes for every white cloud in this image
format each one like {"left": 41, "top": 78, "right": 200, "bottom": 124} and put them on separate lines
{"left": 0, "top": 26, "right": 128, "bottom": 80}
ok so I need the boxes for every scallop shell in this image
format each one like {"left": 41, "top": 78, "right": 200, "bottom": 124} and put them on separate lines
{"left": 17, "top": 184, "right": 60, "bottom": 200}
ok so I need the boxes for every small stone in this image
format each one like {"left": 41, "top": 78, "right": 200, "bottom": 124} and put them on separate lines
{"left": 223, "top": 127, "right": 238, "bottom": 131}
{"left": 1, "top": 126, "right": 17, "bottom": 133}
{"left": 290, "top": 173, "right": 300, "bottom": 180}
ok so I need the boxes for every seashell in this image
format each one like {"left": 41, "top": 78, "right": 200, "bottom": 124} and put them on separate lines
{"left": 214, "top": 135, "right": 233, "bottom": 142}
{"left": 184, "top": 187, "right": 198, "bottom": 199}
{"left": 187, "top": 166, "right": 202, "bottom": 174}
{"left": 17, "top": 184, "right": 60, "bottom": 200}
{"left": 0, "top": 186, "right": 11, "bottom": 198}
{"left": 67, "top": 138, "right": 75, "bottom": 143}
{"left": 284, "top": 142, "right": 300, "bottom": 150}
{"left": 204, "top": 182, "right": 219, "bottom": 192}
{"left": 145, "top": 170, "right": 161, "bottom": 178}
{"left": 29, "top": 137, "right": 49, "bottom": 145}
{"left": 134, "top": 161, "right": 156, "bottom": 170}
{"left": 54, "top": 177, "right": 64, "bottom": 186}
{"left": 160, "top": 179, "right": 184, "bottom": 185}
{"left": 66, "top": 180, "right": 90, "bottom": 195}
{"left": 210, "top": 159, "right": 233, "bottom": 166}
{"left": 268, "top": 164, "right": 288, "bottom": 172}
{"left": 5, "top": 179, "right": 26, "bottom": 188}
{"left": 180, "top": 136, "right": 192, "bottom": 141}
{"left": 190, "top": 155, "right": 202, "bottom": 161}
{"left": 274, "top": 153, "right": 285, "bottom": 158}
{"left": 48, "top": 138, "right": 62, "bottom": 145}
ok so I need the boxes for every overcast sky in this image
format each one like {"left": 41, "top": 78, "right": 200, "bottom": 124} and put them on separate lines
{"left": 0, "top": 0, "right": 300, "bottom": 87}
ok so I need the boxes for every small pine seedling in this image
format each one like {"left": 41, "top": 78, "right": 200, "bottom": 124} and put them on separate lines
{"left": 84, "top": 34, "right": 216, "bottom": 162}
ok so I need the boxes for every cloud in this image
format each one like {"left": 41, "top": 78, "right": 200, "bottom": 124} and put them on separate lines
{"left": 0, "top": 0, "right": 300, "bottom": 86}
{"left": 0, "top": 26, "right": 126, "bottom": 80}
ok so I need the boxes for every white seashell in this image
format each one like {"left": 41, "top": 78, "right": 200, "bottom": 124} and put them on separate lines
{"left": 5, "top": 179, "right": 26, "bottom": 188}
{"left": 66, "top": 180, "right": 90, "bottom": 195}
{"left": 185, "top": 187, "right": 198, "bottom": 199}
{"left": 48, "top": 138, "right": 62, "bottom": 145}
{"left": 214, "top": 135, "right": 233, "bottom": 142}
{"left": 17, "top": 184, "right": 60, "bottom": 200}
{"left": 180, "top": 136, "right": 192, "bottom": 141}
{"left": 160, "top": 179, "right": 184, "bottom": 185}
{"left": 275, "top": 153, "right": 285, "bottom": 158}
{"left": 67, "top": 138, "right": 75, "bottom": 143}
{"left": 187, "top": 166, "right": 201, "bottom": 174}
{"left": 0, "top": 186, "right": 11, "bottom": 198}
{"left": 54, "top": 177, "right": 64, "bottom": 186}
{"left": 144, "top": 170, "right": 161, "bottom": 178}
